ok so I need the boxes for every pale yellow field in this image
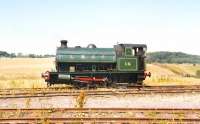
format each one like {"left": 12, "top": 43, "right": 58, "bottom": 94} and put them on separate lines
{"left": 0, "top": 58, "right": 54, "bottom": 89}
{"left": 144, "top": 63, "right": 200, "bottom": 85}
{"left": 0, "top": 58, "right": 200, "bottom": 89}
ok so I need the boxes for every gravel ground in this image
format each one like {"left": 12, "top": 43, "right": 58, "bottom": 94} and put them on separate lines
{"left": 86, "top": 93, "right": 200, "bottom": 108}
{"left": 0, "top": 93, "right": 200, "bottom": 108}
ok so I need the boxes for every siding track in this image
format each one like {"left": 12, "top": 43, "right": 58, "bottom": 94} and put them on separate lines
{"left": 0, "top": 108, "right": 200, "bottom": 123}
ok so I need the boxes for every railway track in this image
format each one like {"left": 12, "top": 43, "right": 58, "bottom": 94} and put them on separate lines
{"left": 0, "top": 108, "right": 200, "bottom": 123}
{"left": 0, "top": 85, "right": 200, "bottom": 98}
{"left": 1, "top": 85, "right": 200, "bottom": 92}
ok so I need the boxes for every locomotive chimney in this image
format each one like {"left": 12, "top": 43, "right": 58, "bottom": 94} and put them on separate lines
{"left": 60, "top": 40, "right": 68, "bottom": 48}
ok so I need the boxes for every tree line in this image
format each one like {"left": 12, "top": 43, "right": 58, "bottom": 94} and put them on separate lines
{"left": 147, "top": 51, "right": 200, "bottom": 64}
{"left": 0, "top": 51, "right": 55, "bottom": 58}
{"left": 1, "top": 50, "right": 200, "bottom": 64}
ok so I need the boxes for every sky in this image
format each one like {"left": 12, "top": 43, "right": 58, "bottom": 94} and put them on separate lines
{"left": 0, "top": 0, "right": 200, "bottom": 55}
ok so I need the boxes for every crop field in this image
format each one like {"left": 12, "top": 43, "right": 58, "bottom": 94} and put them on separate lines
{"left": 0, "top": 58, "right": 54, "bottom": 89}
{"left": 0, "top": 58, "right": 200, "bottom": 89}
{"left": 144, "top": 63, "right": 200, "bottom": 86}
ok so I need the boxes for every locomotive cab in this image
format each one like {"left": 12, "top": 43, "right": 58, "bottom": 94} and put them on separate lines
{"left": 115, "top": 44, "right": 147, "bottom": 71}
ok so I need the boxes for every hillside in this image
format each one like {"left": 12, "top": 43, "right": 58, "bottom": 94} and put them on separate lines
{"left": 147, "top": 51, "right": 200, "bottom": 64}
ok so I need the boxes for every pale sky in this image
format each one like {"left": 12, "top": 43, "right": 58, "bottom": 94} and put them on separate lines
{"left": 0, "top": 0, "right": 200, "bottom": 55}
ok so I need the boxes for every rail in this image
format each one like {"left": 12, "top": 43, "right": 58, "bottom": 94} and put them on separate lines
{"left": 0, "top": 85, "right": 199, "bottom": 98}
{"left": 0, "top": 108, "right": 200, "bottom": 123}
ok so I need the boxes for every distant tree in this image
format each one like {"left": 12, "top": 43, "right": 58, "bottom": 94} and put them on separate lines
{"left": 0, "top": 51, "right": 55, "bottom": 58}
{"left": 147, "top": 51, "right": 200, "bottom": 64}
{"left": 10, "top": 53, "right": 16, "bottom": 58}
{"left": 28, "top": 54, "right": 36, "bottom": 58}
{"left": 44, "top": 54, "right": 55, "bottom": 57}
{"left": 17, "top": 53, "right": 23, "bottom": 57}
{"left": 0, "top": 51, "right": 10, "bottom": 57}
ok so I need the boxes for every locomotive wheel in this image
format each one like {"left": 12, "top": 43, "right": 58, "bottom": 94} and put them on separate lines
{"left": 136, "top": 80, "right": 143, "bottom": 85}
{"left": 105, "top": 76, "right": 112, "bottom": 88}
{"left": 47, "top": 82, "right": 51, "bottom": 87}
{"left": 89, "top": 83, "right": 97, "bottom": 89}
{"left": 73, "top": 82, "right": 81, "bottom": 89}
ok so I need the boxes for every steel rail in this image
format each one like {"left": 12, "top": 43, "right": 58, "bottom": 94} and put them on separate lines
{"left": 1, "top": 85, "right": 200, "bottom": 93}
{"left": 1, "top": 87, "right": 200, "bottom": 92}
{"left": 0, "top": 88, "right": 200, "bottom": 99}
{"left": 0, "top": 85, "right": 200, "bottom": 99}
{"left": 1, "top": 85, "right": 200, "bottom": 91}
{"left": 0, "top": 107, "right": 199, "bottom": 111}
{"left": 0, "top": 108, "right": 200, "bottom": 123}
{"left": 1, "top": 117, "right": 200, "bottom": 123}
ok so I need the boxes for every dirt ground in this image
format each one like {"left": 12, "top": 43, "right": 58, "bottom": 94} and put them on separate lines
{"left": 1, "top": 93, "right": 200, "bottom": 109}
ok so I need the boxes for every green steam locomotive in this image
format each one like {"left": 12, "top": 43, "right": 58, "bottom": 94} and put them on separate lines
{"left": 42, "top": 40, "right": 150, "bottom": 87}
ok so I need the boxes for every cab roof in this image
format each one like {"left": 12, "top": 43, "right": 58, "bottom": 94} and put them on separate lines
{"left": 119, "top": 44, "right": 147, "bottom": 48}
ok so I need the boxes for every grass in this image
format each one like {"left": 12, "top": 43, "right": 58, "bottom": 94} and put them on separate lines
{"left": 75, "top": 90, "right": 86, "bottom": 108}
{"left": 0, "top": 58, "right": 54, "bottom": 89}
{"left": 144, "top": 63, "right": 200, "bottom": 86}
{"left": 145, "top": 111, "right": 158, "bottom": 118}
{"left": 25, "top": 98, "right": 31, "bottom": 108}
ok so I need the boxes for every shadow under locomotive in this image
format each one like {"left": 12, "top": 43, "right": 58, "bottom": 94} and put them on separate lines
{"left": 42, "top": 40, "right": 151, "bottom": 88}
